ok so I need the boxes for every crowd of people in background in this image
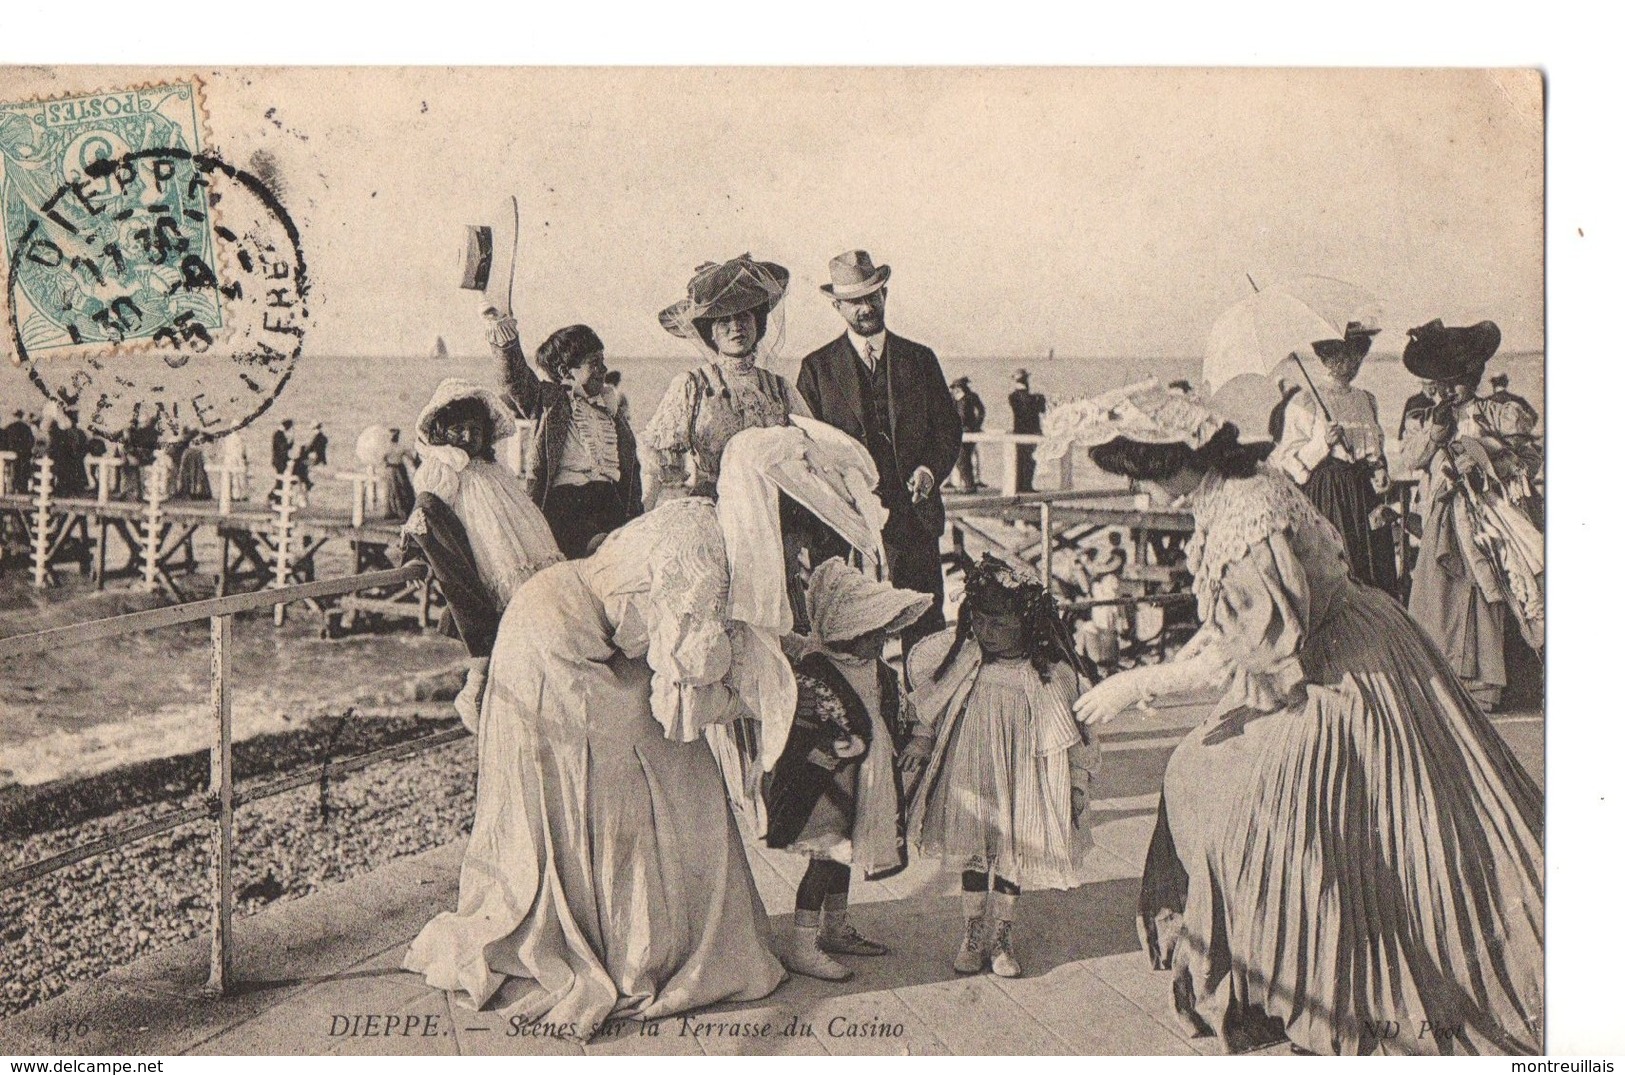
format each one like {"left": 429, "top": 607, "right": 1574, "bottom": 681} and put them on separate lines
{"left": 0, "top": 402, "right": 340, "bottom": 508}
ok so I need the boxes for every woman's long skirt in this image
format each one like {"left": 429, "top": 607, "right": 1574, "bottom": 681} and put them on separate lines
{"left": 404, "top": 562, "right": 786, "bottom": 1037}
{"left": 1304, "top": 457, "right": 1398, "bottom": 597}
{"left": 1138, "top": 584, "right": 1543, "bottom": 1055}
{"left": 1408, "top": 488, "right": 1513, "bottom": 710}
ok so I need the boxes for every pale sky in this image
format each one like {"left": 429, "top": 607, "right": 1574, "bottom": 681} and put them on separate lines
{"left": 3, "top": 66, "right": 1543, "bottom": 362}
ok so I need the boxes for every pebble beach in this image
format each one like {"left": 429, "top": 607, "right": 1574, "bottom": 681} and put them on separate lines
{"left": 1, "top": 713, "right": 475, "bottom": 1018}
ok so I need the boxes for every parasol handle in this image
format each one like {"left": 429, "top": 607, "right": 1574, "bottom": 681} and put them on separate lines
{"left": 1290, "top": 352, "right": 1334, "bottom": 423}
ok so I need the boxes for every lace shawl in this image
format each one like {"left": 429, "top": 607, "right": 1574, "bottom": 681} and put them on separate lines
{"left": 1184, "top": 467, "right": 1344, "bottom": 619}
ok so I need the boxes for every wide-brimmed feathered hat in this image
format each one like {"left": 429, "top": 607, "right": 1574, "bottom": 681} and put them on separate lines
{"left": 1402, "top": 319, "right": 1502, "bottom": 382}
{"left": 659, "top": 254, "right": 790, "bottom": 339}
{"left": 1038, "top": 380, "right": 1225, "bottom": 459}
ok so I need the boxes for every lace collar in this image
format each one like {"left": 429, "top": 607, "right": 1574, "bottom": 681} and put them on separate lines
{"left": 1184, "top": 467, "right": 1342, "bottom": 612}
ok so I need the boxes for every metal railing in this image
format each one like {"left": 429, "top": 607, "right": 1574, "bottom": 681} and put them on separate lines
{"left": 0, "top": 561, "right": 456, "bottom": 996}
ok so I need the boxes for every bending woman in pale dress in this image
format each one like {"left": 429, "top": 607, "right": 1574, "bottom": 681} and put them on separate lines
{"left": 1049, "top": 382, "right": 1542, "bottom": 1055}
{"left": 405, "top": 419, "right": 889, "bottom": 1039}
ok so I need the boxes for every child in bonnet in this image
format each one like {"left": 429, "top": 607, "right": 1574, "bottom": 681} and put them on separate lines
{"left": 401, "top": 379, "right": 564, "bottom": 728}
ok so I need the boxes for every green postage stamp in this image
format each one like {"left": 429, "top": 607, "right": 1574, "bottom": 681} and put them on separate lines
{"left": 0, "top": 78, "right": 308, "bottom": 439}
{"left": 0, "top": 81, "right": 219, "bottom": 356}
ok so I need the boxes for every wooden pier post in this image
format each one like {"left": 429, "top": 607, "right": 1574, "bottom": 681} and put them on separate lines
{"left": 271, "top": 468, "right": 298, "bottom": 626}
{"left": 88, "top": 456, "right": 120, "bottom": 504}
{"left": 1000, "top": 440, "right": 1020, "bottom": 497}
{"left": 1039, "top": 497, "right": 1054, "bottom": 594}
{"left": 332, "top": 470, "right": 371, "bottom": 528}
{"left": 1054, "top": 443, "right": 1074, "bottom": 491}
{"left": 142, "top": 457, "right": 171, "bottom": 593}
{"left": 206, "top": 614, "right": 235, "bottom": 996}
{"left": 205, "top": 463, "right": 233, "bottom": 516}
{"left": 509, "top": 418, "right": 535, "bottom": 477}
{"left": 30, "top": 456, "right": 54, "bottom": 589}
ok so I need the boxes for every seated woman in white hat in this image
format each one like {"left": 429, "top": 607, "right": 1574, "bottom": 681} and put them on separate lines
{"left": 400, "top": 379, "right": 564, "bottom": 728}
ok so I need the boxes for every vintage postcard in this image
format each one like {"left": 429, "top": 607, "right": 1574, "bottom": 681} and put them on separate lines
{"left": 0, "top": 66, "right": 1545, "bottom": 1058}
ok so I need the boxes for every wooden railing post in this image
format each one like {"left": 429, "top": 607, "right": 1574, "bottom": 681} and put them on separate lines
{"left": 142, "top": 456, "right": 170, "bottom": 593}
{"left": 89, "top": 456, "right": 119, "bottom": 504}
{"left": 205, "top": 462, "right": 235, "bottom": 516}
{"left": 271, "top": 468, "right": 298, "bottom": 626}
{"left": 207, "top": 613, "right": 234, "bottom": 995}
{"left": 31, "top": 456, "right": 55, "bottom": 589}
{"left": 510, "top": 419, "right": 535, "bottom": 477}
{"left": 1055, "top": 443, "right": 1075, "bottom": 491}
{"left": 1000, "top": 440, "right": 1020, "bottom": 497}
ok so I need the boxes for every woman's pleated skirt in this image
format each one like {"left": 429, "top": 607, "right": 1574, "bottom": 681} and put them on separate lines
{"left": 1139, "top": 584, "right": 1543, "bottom": 1055}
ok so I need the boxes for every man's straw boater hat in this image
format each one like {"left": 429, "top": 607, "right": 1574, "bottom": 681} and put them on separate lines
{"left": 820, "top": 250, "right": 891, "bottom": 300}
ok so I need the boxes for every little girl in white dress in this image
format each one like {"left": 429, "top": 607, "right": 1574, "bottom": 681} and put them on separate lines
{"left": 900, "top": 554, "right": 1100, "bottom": 978}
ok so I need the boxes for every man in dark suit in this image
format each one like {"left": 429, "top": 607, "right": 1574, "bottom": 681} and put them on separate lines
{"left": 797, "top": 250, "right": 961, "bottom": 655}
{"left": 270, "top": 419, "right": 295, "bottom": 476}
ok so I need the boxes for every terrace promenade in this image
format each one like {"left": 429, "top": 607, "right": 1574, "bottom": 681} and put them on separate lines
{"left": 0, "top": 702, "right": 1544, "bottom": 1057}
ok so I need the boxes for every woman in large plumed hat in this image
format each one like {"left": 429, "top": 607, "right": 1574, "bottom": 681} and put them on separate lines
{"left": 1046, "top": 380, "right": 1542, "bottom": 1055}
{"left": 642, "top": 254, "right": 813, "bottom": 506}
{"left": 1392, "top": 320, "right": 1543, "bottom": 712}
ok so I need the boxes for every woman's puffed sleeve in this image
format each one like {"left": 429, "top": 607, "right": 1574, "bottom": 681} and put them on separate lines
{"left": 641, "top": 516, "right": 741, "bottom": 741}
{"left": 1206, "top": 531, "right": 1310, "bottom": 716}
{"left": 646, "top": 613, "right": 740, "bottom": 742}
{"left": 640, "top": 373, "right": 698, "bottom": 499}
{"left": 1269, "top": 394, "right": 1324, "bottom": 486}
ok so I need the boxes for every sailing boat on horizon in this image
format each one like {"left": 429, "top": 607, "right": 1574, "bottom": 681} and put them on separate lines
{"left": 431, "top": 336, "right": 450, "bottom": 361}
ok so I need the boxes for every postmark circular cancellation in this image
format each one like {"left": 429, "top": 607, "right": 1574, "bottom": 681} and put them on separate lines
{"left": 1, "top": 80, "right": 309, "bottom": 442}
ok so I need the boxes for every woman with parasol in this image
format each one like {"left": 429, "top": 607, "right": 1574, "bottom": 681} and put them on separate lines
{"left": 1269, "top": 322, "right": 1399, "bottom": 596}
{"left": 1051, "top": 381, "right": 1542, "bottom": 1055}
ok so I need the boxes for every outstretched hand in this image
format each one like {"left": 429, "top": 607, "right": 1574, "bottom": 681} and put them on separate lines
{"left": 907, "top": 466, "right": 935, "bottom": 504}
{"left": 1072, "top": 672, "right": 1143, "bottom": 727}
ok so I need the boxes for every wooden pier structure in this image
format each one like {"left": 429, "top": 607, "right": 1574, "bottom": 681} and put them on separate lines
{"left": 0, "top": 453, "right": 438, "bottom": 632}
{"left": 4, "top": 429, "right": 1410, "bottom": 663}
